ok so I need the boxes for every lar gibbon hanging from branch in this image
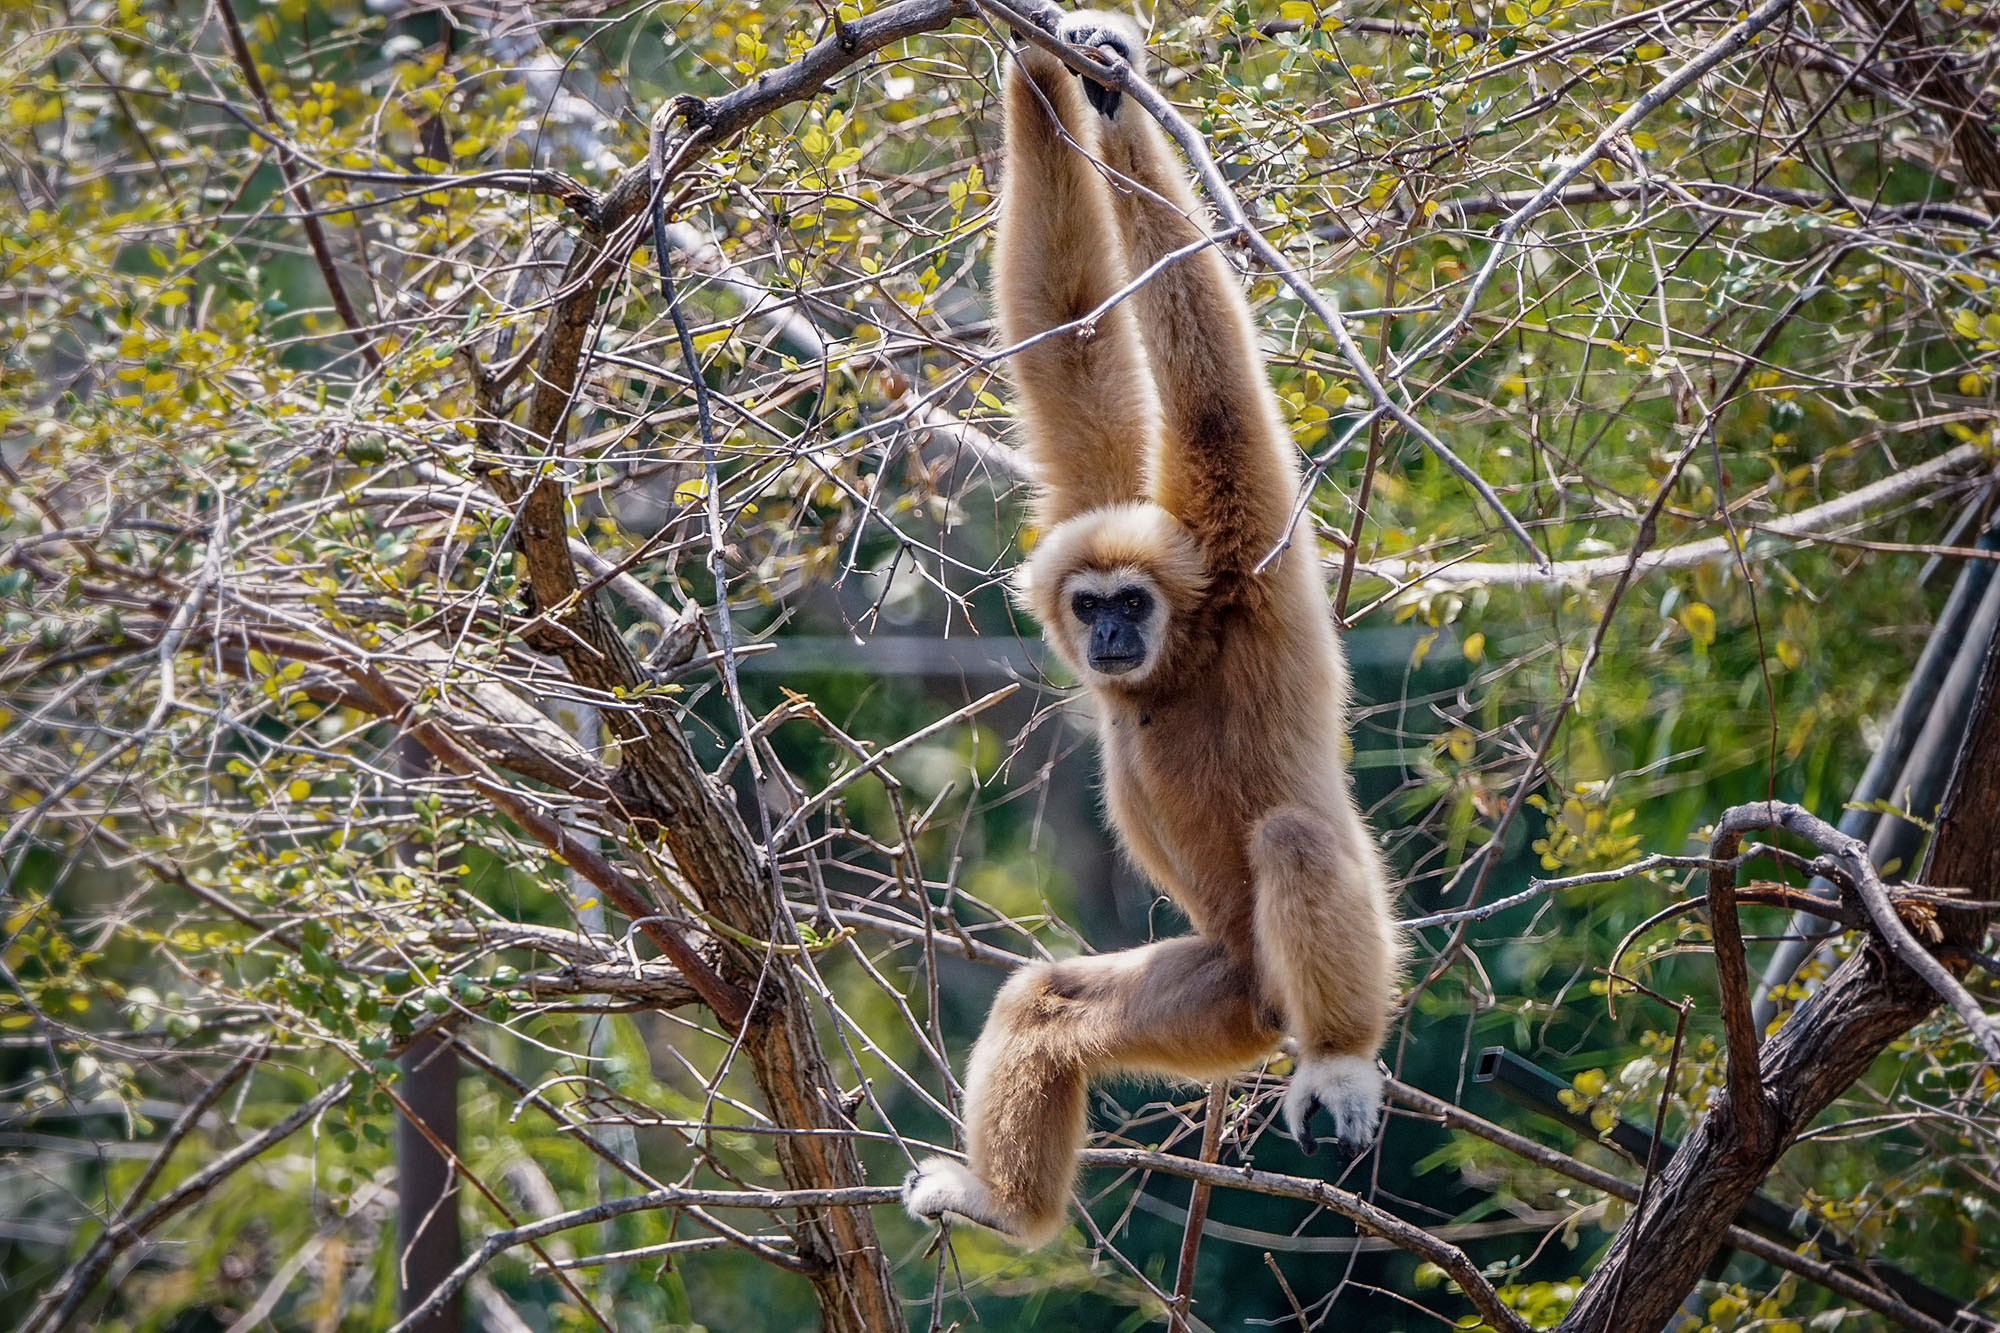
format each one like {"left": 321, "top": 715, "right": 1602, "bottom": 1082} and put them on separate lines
{"left": 902, "top": 10, "right": 1402, "bottom": 1247}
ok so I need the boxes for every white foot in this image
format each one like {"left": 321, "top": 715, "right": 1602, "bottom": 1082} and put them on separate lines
{"left": 902, "top": 1158, "right": 1006, "bottom": 1232}
{"left": 1283, "top": 1054, "right": 1384, "bottom": 1159}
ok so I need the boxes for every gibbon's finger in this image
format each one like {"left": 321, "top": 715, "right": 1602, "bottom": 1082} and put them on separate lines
{"left": 1285, "top": 1054, "right": 1385, "bottom": 1160}
{"left": 1296, "top": 1100, "right": 1367, "bottom": 1164}
{"left": 1077, "top": 71, "right": 1122, "bottom": 118}
{"left": 1055, "top": 12, "right": 1139, "bottom": 117}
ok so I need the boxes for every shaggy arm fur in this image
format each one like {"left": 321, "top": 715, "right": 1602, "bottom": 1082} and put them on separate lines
{"left": 997, "top": 41, "right": 1161, "bottom": 527}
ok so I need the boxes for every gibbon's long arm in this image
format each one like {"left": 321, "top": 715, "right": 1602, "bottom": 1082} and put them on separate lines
{"left": 1093, "top": 89, "right": 1300, "bottom": 578}
{"left": 997, "top": 45, "right": 1161, "bottom": 528}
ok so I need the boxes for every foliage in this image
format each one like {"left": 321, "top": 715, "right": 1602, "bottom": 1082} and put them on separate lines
{"left": 1, "top": 0, "right": 1996, "bottom": 1329}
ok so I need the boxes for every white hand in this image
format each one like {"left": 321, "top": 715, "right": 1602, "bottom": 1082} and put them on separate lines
{"left": 1283, "top": 1053, "right": 1384, "bottom": 1159}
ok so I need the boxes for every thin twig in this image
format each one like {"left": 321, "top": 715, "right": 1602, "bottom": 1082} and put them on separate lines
{"left": 1169, "top": 1081, "right": 1229, "bottom": 1333}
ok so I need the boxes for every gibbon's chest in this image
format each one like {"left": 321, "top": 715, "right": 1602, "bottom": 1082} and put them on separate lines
{"left": 1092, "top": 615, "right": 1338, "bottom": 883}
{"left": 1098, "top": 690, "right": 1264, "bottom": 875}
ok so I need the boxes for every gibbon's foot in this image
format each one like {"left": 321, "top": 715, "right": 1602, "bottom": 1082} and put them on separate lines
{"left": 1058, "top": 11, "right": 1144, "bottom": 117}
{"left": 902, "top": 1158, "right": 1014, "bottom": 1236}
{"left": 1283, "top": 1053, "right": 1385, "bottom": 1161}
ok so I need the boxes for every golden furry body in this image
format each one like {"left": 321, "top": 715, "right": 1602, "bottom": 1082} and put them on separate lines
{"left": 903, "top": 13, "right": 1398, "bottom": 1247}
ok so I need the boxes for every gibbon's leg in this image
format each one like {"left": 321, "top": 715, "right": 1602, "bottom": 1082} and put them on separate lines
{"left": 998, "top": 37, "right": 1161, "bottom": 527}
{"left": 904, "top": 936, "right": 1279, "bottom": 1245}
{"left": 1054, "top": 13, "right": 1299, "bottom": 576}
{"left": 1250, "top": 807, "right": 1399, "bottom": 1156}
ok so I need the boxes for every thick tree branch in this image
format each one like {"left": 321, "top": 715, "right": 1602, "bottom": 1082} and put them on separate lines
{"left": 1557, "top": 653, "right": 2000, "bottom": 1331}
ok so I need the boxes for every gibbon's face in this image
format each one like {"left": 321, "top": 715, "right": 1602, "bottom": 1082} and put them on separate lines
{"left": 1062, "top": 567, "right": 1169, "bottom": 684}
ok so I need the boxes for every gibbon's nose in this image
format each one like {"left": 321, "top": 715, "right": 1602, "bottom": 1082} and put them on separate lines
{"left": 1089, "top": 618, "right": 1145, "bottom": 672}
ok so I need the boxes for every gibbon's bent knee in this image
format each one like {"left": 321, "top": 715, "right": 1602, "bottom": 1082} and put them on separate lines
{"left": 987, "top": 959, "right": 1075, "bottom": 1032}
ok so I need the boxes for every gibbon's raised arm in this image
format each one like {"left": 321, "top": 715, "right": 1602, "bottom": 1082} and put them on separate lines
{"left": 1086, "top": 48, "right": 1301, "bottom": 578}
{"left": 997, "top": 44, "right": 1161, "bottom": 528}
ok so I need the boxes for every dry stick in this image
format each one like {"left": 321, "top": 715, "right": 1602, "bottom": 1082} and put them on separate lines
{"left": 1262, "top": 1252, "right": 1312, "bottom": 1330}
{"left": 1363, "top": 439, "right": 1991, "bottom": 590}
{"left": 389, "top": 1153, "right": 1529, "bottom": 1333}
{"left": 1382, "top": 1080, "right": 1957, "bottom": 1333}
{"left": 213, "top": 0, "right": 381, "bottom": 370}
{"left": 1079, "top": 1147, "right": 1531, "bottom": 1333}
{"left": 1, "top": 497, "right": 226, "bottom": 859}
{"left": 387, "top": 1183, "right": 906, "bottom": 1333}
{"left": 1169, "top": 1081, "right": 1229, "bottom": 1333}
{"left": 1408, "top": 261, "right": 1824, "bottom": 1001}
{"left": 110, "top": 1042, "right": 265, "bottom": 1225}
{"left": 378, "top": 1080, "right": 615, "bottom": 1332}
{"left": 983, "top": 0, "right": 1546, "bottom": 569}
{"left": 1333, "top": 213, "right": 1415, "bottom": 624}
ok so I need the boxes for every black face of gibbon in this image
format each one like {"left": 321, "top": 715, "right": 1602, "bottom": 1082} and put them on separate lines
{"left": 1072, "top": 586, "right": 1155, "bottom": 674}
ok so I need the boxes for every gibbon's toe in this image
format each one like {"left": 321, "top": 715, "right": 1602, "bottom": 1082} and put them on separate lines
{"left": 903, "top": 1158, "right": 1003, "bottom": 1231}
{"left": 1283, "top": 1053, "right": 1384, "bottom": 1159}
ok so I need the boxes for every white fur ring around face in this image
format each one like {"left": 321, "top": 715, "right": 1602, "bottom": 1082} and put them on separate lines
{"left": 902, "top": 1157, "right": 1002, "bottom": 1231}
{"left": 1282, "top": 1053, "right": 1384, "bottom": 1159}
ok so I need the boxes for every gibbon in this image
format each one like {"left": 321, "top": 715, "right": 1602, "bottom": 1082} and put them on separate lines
{"left": 901, "top": 11, "right": 1400, "bottom": 1247}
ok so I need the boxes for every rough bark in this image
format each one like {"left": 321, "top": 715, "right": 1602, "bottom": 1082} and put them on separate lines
{"left": 470, "top": 25, "right": 981, "bottom": 1320}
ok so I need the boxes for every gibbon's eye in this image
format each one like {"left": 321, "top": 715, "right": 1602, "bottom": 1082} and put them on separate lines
{"left": 1111, "top": 587, "right": 1153, "bottom": 618}
{"left": 1072, "top": 593, "right": 1099, "bottom": 620}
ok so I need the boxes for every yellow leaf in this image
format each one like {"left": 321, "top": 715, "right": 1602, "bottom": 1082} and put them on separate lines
{"left": 1279, "top": 0, "right": 1317, "bottom": 18}
{"left": 287, "top": 779, "right": 312, "bottom": 801}
{"left": 1629, "top": 130, "right": 1657, "bottom": 150}
{"left": 674, "top": 477, "right": 709, "bottom": 505}
{"left": 1461, "top": 631, "right": 1485, "bottom": 662}
{"left": 1678, "top": 601, "right": 1717, "bottom": 646}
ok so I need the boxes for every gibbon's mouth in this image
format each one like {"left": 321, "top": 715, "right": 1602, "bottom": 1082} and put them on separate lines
{"left": 1089, "top": 653, "right": 1145, "bottom": 675}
